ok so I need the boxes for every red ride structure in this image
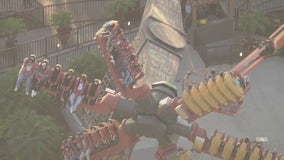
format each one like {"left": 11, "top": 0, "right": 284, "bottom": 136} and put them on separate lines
{"left": 55, "top": 21, "right": 284, "bottom": 160}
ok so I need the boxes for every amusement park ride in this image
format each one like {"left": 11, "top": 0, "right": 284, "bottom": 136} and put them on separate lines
{"left": 54, "top": 21, "right": 284, "bottom": 160}
{"left": 40, "top": 20, "right": 284, "bottom": 160}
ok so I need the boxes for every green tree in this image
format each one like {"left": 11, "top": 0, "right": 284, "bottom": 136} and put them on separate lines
{"left": 110, "top": 0, "right": 138, "bottom": 14}
{"left": 51, "top": 11, "right": 72, "bottom": 29}
{"left": 107, "top": 0, "right": 138, "bottom": 24}
{"left": 0, "top": 68, "right": 64, "bottom": 160}
{"left": 51, "top": 11, "right": 72, "bottom": 47}
{"left": 5, "top": 110, "right": 62, "bottom": 160}
{"left": 239, "top": 11, "right": 271, "bottom": 35}
{"left": 68, "top": 51, "right": 107, "bottom": 80}
{"left": 0, "top": 18, "right": 26, "bottom": 48}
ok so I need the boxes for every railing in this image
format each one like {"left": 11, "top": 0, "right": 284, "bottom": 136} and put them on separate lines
{"left": 252, "top": 0, "right": 284, "bottom": 13}
{"left": 0, "top": 0, "right": 144, "bottom": 42}
{"left": 42, "top": 0, "right": 114, "bottom": 25}
{"left": 234, "top": 0, "right": 284, "bottom": 31}
{"left": 0, "top": 0, "right": 43, "bottom": 12}
{"left": 0, "top": 0, "right": 145, "bottom": 26}
{"left": 0, "top": 22, "right": 100, "bottom": 70}
{"left": 0, "top": 8, "right": 45, "bottom": 38}
{"left": 235, "top": 0, "right": 284, "bottom": 18}
{"left": 197, "top": 43, "right": 242, "bottom": 67}
{"left": 0, "top": 28, "right": 139, "bottom": 73}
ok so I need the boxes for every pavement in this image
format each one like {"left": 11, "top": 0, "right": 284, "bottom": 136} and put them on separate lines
{"left": 37, "top": 0, "right": 78, "bottom": 6}
{"left": 131, "top": 44, "right": 284, "bottom": 160}
{"left": 189, "top": 54, "right": 284, "bottom": 159}
{"left": 0, "top": 27, "right": 52, "bottom": 50}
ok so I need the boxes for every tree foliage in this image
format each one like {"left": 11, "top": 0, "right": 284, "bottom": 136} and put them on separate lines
{"left": 0, "top": 18, "right": 26, "bottom": 35}
{"left": 5, "top": 110, "right": 61, "bottom": 160}
{"left": 0, "top": 17, "right": 26, "bottom": 47}
{"left": 51, "top": 11, "right": 72, "bottom": 29}
{"left": 109, "top": 0, "right": 138, "bottom": 15}
{"left": 0, "top": 69, "right": 63, "bottom": 160}
{"left": 68, "top": 51, "right": 107, "bottom": 80}
{"left": 239, "top": 12, "right": 271, "bottom": 35}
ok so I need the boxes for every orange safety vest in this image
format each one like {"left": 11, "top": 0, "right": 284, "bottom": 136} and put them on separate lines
{"left": 73, "top": 77, "right": 88, "bottom": 96}
{"left": 61, "top": 73, "right": 76, "bottom": 92}
{"left": 65, "top": 139, "right": 74, "bottom": 158}
{"left": 20, "top": 57, "right": 37, "bottom": 77}
{"left": 48, "top": 67, "right": 63, "bottom": 86}
{"left": 91, "top": 130, "right": 102, "bottom": 147}
{"left": 98, "top": 127, "right": 109, "bottom": 144}
{"left": 86, "top": 82, "right": 100, "bottom": 101}
{"left": 82, "top": 132, "right": 91, "bottom": 150}
{"left": 107, "top": 123, "right": 118, "bottom": 140}
{"left": 35, "top": 63, "right": 50, "bottom": 81}
{"left": 74, "top": 135, "right": 84, "bottom": 152}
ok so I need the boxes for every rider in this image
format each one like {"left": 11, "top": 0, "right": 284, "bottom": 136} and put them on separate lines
{"left": 31, "top": 59, "right": 51, "bottom": 97}
{"left": 14, "top": 54, "right": 37, "bottom": 96}
{"left": 102, "top": 20, "right": 121, "bottom": 37}
{"left": 106, "top": 120, "right": 119, "bottom": 142}
{"left": 182, "top": 71, "right": 193, "bottom": 91}
{"left": 90, "top": 126, "right": 105, "bottom": 151}
{"left": 79, "top": 130, "right": 92, "bottom": 160}
{"left": 85, "top": 78, "right": 102, "bottom": 105}
{"left": 103, "top": 20, "right": 123, "bottom": 63}
{"left": 59, "top": 68, "right": 76, "bottom": 104}
{"left": 120, "top": 65, "right": 134, "bottom": 88}
{"left": 47, "top": 64, "right": 63, "bottom": 91}
{"left": 69, "top": 74, "right": 88, "bottom": 113}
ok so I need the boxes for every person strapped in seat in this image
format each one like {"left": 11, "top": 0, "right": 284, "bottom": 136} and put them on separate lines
{"left": 102, "top": 20, "right": 121, "bottom": 36}
{"left": 120, "top": 64, "right": 134, "bottom": 88}
{"left": 96, "top": 125, "right": 111, "bottom": 149}
{"left": 14, "top": 54, "right": 37, "bottom": 96}
{"left": 85, "top": 78, "right": 102, "bottom": 105}
{"left": 79, "top": 130, "right": 93, "bottom": 160}
{"left": 103, "top": 20, "right": 123, "bottom": 53}
{"left": 64, "top": 136, "right": 80, "bottom": 160}
{"left": 69, "top": 74, "right": 88, "bottom": 113}
{"left": 31, "top": 59, "right": 51, "bottom": 97}
{"left": 104, "top": 121, "right": 119, "bottom": 143}
{"left": 47, "top": 64, "right": 63, "bottom": 91}
{"left": 90, "top": 126, "right": 105, "bottom": 151}
{"left": 59, "top": 68, "right": 76, "bottom": 104}
{"left": 73, "top": 131, "right": 92, "bottom": 160}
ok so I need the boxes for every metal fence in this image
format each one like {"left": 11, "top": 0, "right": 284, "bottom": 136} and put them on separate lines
{"left": 1, "top": 0, "right": 145, "bottom": 25}
{"left": 235, "top": 0, "right": 284, "bottom": 23}
{"left": 0, "top": 7, "right": 44, "bottom": 38}
{"left": 0, "top": 0, "right": 144, "bottom": 42}
{"left": 43, "top": 0, "right": 114, "bottom": 25}
{"left": 197, "top": 43, "right": 242, "bottom": 67}
{"left": 0, "top": 0, "right": 43, "bottom": 12}
{"left": 0, "top": 28, "right": 139, "bottom": 73}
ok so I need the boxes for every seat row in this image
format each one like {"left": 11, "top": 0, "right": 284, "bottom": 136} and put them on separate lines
{"left": 35, "top": 64, "right": 103, "bottom": 107}
{"left": 182, "top": 72, "right": 246, "bottom": 116}
{"left": 101, "top": 20, "right": 144, "bottom": 88}
{"left": 61, "top": 119, "right": 119, "bottom": 160}
{"left": 193, "top": 130, "right": 284, "bottom": 160}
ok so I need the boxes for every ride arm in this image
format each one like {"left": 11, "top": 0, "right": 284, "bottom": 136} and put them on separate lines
{"left": 88, "top": 119, "right": 140, "bottom": 160}
{"left": 232, "top": 24, "right": 284, "bottom": 77}
{"left": 172, "top": 25, "right": 284, "bottom": 122}
{"left": 95, "top": 24, "right": 147, "bottom": 100}
{"left": 169, "top": 122, "right": 284, "bottom": 160}
{"left": 172, "top": 71, "right": 246, "bottom": 123}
